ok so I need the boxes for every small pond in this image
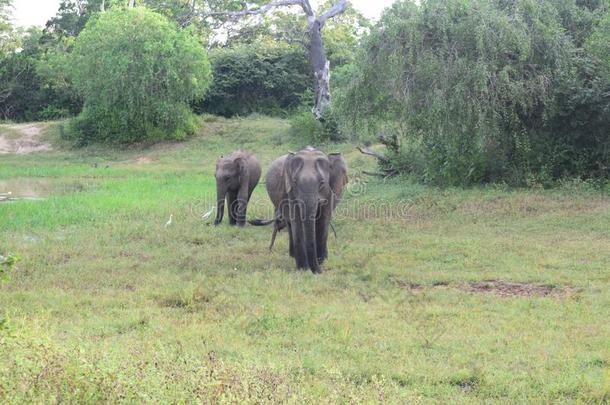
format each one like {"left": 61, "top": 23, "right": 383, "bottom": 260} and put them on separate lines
{"left": 0, "top": 179, "right": 90, "bottom": 202}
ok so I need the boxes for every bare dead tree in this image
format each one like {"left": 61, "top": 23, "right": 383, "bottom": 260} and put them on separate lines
{"left": 203, "top": 0, "right": 348, "bottom": 120}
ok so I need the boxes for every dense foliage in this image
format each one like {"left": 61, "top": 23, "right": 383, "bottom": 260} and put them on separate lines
{"left": 337, "top": 0, "right": 610, "bottom": 185}
{"left": 68, "top": 7, "right": 211, "bottom": 143}
{"left": 0, "top": 29, "right": 80, "bottom": 120}
{"left": 2, "top": 0, "right": 608, "bottom": 185}
{"left": 201, "top": 2, "right": 367, "bottom": 118}
{"left": 197, "top": 44, "right": 309, "bottom": 117}
{"left": 1, "top": 0, "right": 363, "bottom": 125}
{"left": 0, "top": 0, "right": 13, "bottom": 54}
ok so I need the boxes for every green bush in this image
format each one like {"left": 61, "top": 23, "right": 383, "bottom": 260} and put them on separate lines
{"left": 196, "top": 44, "right": 310, "bottom": 118}
{"left": 0, "top": 253, "right": 18, "bottom": 282}
{"left": 0, "top": 28, "right": 81, "bottom": 121}
{"left": 289, "top": 106, "right": 344, "bottom": 145}
{"left": 337, "top": 0, "right": 610, "bottom": 186}
{"left": 68, "top": 7, "right": 211, "bottom": 144}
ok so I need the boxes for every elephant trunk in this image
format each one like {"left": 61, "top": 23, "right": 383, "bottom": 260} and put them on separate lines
{"left": 304, "top": 200, "right": 320, "bottom": 274}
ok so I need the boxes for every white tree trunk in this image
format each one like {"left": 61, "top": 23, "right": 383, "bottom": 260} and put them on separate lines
{"left": 313, "top": 60, "right": 331, "bottom": 119}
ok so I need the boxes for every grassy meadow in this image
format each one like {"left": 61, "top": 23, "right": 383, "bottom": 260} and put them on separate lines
{"left": 1, "top": 116, "right": 609, "bottom": 403}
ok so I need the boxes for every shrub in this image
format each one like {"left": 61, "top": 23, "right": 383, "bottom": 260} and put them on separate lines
{"left": 196, "top": 44, "right": 310, "bottom": 118}
{"left": 337, "top": 0, "right": 610, "bottom": 185}
{"left": 289, "top": 106, "right": 344, "bottom": 145}
{"left": 0, "top": 29, "right": 81, "bottom": 121}
{"left": 68, "top": 8, "right": 211, "bottom": 144}
{"left": 0, "top": 253, "right": 18, "bottom": 282}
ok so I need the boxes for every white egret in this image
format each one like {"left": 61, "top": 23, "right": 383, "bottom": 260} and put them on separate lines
{"left": 201, "top": 206, "right": 214, "bottom": 221}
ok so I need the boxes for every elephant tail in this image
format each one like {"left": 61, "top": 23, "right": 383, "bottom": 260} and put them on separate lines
{"left": 248, "top": 218, "right": 274, "bottom": 226}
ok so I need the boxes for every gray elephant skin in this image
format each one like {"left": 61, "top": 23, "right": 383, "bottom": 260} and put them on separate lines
{"left": 214, "top": 151, "right": 262, "bottom": 226}
{"left": 264, "top": 146, "right": 348, "bottom": 273}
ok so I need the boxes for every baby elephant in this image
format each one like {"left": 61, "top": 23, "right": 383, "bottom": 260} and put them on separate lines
{"left": 214, "top": 151, "right": 261, "bottom": 226}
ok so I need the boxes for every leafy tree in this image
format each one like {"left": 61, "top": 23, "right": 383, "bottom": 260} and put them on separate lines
{"left": 587, "top": 10, "right": 610, "bottom": 76}
{"left": 44, "top": 0, "right": 101, "bottom": 38}
{"left": 215, "top": 2, "right": 368, "bottom": 69}
{"left": 196, "top": 43, "right": 309, "bottom": 117}
{"left": 0, "top": 0, "right": 16, "bottom": 106}
{"left": 69, "top": 7, "right": 211, "bottom": 143}
{"left": 204, "top": 0, "right": 349, "bottom": 120}
{"left": 0, "top": 0, "right": 11, "bottom": 38}
{"left": 320, "top": 0, "right": 370, "bottom": 67}
{"left": 0, "top": 28, "right": 80, "bottom": 120}
{"left": 44, "top": 1, "right": 170, "bottom": 38}
{"left": 338, "top": 0, "right": 610, "bottom": 185}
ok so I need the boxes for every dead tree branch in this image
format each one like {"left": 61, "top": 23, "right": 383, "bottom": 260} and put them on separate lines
{"left": 318, "top": 0, "right": 347, "bottom": 26}
{"left": 357, "top": 146, "right": 390, "bottom": 163}
{"left": 204, "top": 0, "right": 312, "bottom": 19}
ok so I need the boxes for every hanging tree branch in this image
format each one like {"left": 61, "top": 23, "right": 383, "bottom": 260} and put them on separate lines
{"left": 204, "top": 0, "right": 313, "bottom": 19}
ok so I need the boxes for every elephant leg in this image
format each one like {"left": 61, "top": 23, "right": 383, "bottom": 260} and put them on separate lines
{"left": 227, "top": 191, "right": 238, "bottom": 226}
{"left": 316, "top": 204, "right": 332, "bottom": 264}
{"left": 236, "top": 188, "right": 249, "bottom": 227}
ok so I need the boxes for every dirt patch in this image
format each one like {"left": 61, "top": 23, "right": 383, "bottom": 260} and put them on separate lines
{"left": 457, "top": 194, "right": 610, "bottom": 219}
{"left": 464, "top": 280, "right": 567, "bottom": 298}
{"left": 135, "top": 156, "right": 156, "bottom": 165}
{"left": 392, "top": 276, "right": 571, "bottom": 298}
{"left": 0, "top": 124, "right": 52, "bottom": 154}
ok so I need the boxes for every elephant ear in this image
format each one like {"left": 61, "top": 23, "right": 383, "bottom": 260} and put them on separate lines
{"left": 215, "top": 157, "right": 223, "bottom": 175}
{"left": 328, "top": 153, "right": 348, "bottom": 199}
{"left": 235, "top": 157, "right": 249, "bottom": 186}
{"left": 284, "top": 153, "right": 302, "bottom": 194}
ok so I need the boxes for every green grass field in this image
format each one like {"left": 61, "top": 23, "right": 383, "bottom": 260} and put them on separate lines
{"left": 1, "top": 116, "right": 609, "bottom": 403}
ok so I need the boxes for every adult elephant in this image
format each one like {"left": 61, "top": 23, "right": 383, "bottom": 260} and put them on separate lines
{"left": 214, "top": 151, "right": 261, "bottom": 227}
{"left": 263, "top": 147, "right": 348, "bottom": 273}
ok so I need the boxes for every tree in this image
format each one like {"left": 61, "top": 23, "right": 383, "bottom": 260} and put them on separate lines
{"left": 339, "top": 0, "right": 610, "bottom": 185}
{"left": 0, "top": 0, "right": 15, "bottom": 56}
{"left": 69, "top": 7, "right": 211, "bottom": 143}
{"left": 197, "top": 43, "right": 310, "bottom": 117}
{"left": 0, "top": 0, "right": 18, "bottom": 107}
{"left": 0, "top": 28, "right": 80, "bottom": 120}
{"left": 44, "top": 1, "right": 100, "bottom": 38}
{"left": 203, "top": 0, "right": 349, "bottom": 120}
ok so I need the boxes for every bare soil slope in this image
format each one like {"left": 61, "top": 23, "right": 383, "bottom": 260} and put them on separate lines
{"left": 0, "top": 123, "right": 52, "bottom": 154}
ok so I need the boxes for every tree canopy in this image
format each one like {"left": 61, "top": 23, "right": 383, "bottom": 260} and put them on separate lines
{"left": 69, "top": 7, "right": 211, "bottom": 143}
{"left": 0, "top": 0, "right": 16, "bottom": 56}
{"left": 197, "top": 43, "right": 310, "bottom": 117}
{"left": 337, "top": 0, "right": 610, "bottom": 185}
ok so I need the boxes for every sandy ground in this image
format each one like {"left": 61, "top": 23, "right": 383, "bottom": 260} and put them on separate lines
{"left": 0, "top": 123, "right": 53, "bottom": 154}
